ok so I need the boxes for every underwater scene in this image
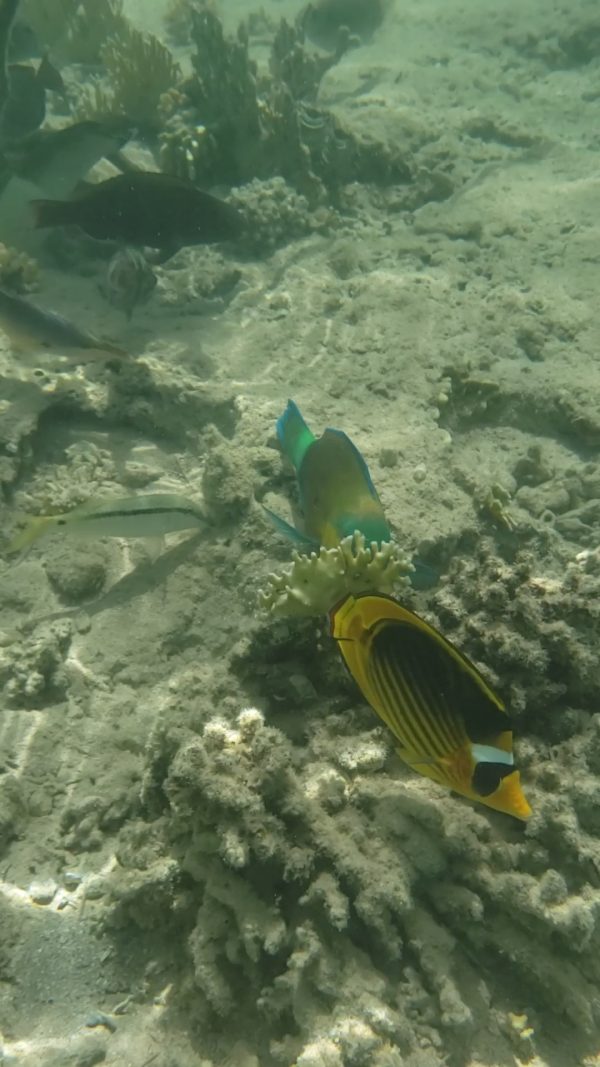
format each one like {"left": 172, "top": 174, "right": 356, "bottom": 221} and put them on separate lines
{"left": 0, "top": 0, "right": 599, "bottom": 1064}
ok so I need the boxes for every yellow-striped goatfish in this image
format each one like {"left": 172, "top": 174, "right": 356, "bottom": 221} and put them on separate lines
{"left": 330, "top": 592, "right": 531, "bottom": 820}
{"left": 6, "top": 493, "right": 205, "bottom": 554}
{"left": 264, "top": 399, "right": 391, "bottom": 549}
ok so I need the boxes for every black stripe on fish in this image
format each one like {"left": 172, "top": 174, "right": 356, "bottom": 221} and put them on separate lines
{"left": 370, "top": 621, "right": 506, "bottom": 749}
{"left": 472, "top": 761, "right": 515, "bottom": 797}
{"left": 57, "top": 505, "right": 202, "bottom": 525}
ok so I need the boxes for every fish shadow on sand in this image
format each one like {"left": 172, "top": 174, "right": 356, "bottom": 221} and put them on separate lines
{"left": 23, "top": 530, "right": 205, "bottom": 633}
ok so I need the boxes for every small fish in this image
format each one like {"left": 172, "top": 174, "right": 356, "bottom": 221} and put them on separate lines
{"left": 100, "top": 247, "right": 157, "bottom": 320}
{"left": 330, "top": 592, "right": 532, "bottom": 820}
{"left": 300, "top": 0, "right": 386, "bottom": 50}
{"left": 5, "top": 118, "right": 133, "bottom": 197}
{"left": 30, "top": 171, "right": 244, "bottom": 259}
{"left": 0, "top": 286, "right": 127, "bottom": 359}
{"left": 265, "top": 399, "right": 391, "bottom": 549}
{"left": 1, "top": 55, "right": 64, "bottom": 142}
{"left": 7, "top": 493, "right": 206, "bottom": 554}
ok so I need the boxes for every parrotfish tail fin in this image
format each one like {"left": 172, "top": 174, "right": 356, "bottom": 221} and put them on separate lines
{"left": 261, "top": 503, "right": 316, "bottom": 547}
{"left": 276, "top": 400, "right": 316, "bottom": 472}
{"left": 5, "top": 514, "right": 55, "bottom": 554}
{"left": 30, "top": 198, "right": 72, "bottom": 229}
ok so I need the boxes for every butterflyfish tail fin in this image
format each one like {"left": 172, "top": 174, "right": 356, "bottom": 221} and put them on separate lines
{"left": 5, "top": 514, "right": 56, "bottom": 554}
{"left": 276, "top": 399, "right": 316, "bottom": 471}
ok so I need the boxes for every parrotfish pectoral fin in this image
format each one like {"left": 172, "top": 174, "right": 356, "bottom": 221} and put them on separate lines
{"left": 261, "top": 503, "right": 317, "bottom": 547}
{"left": 276, "top": 400, "right": 316, "bottom": 472}
{"left": 409, "top": 558, "right": 439, "bottom": 590}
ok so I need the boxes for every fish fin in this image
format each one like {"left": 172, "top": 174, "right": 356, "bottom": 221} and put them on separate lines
{"left": 5, "top": 514, "right": 56, "bottom": 554}
{"left": 30, "top": 198, "right": 73, "bottom": 228}
{"left": 276, "top": 400, "right": 316, "bottom": 471}
{"left": 144, "top": 536, "right": 165, "bottom": 562}
{"left": 37, "top": 54, "right": 64, "bottom": 92}
{"left": 154, "top": 245, "right": 180, "bottom": 265}
{"left": 261, "top": 503, "right": 315, "bottom": 546}
{"left": 409, "top": 558, "right": 439, "bottom": 590}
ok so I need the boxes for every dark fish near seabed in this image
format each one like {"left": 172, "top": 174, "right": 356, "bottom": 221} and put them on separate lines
{"left": 30, "top": 171, "right": 245, "bottom": 258}
{"left": 1, "top": 55, "right": 64, "bottom": 142}
{"left": 101, "top": 247, "right": 157, "bottom": 320}
{"left": 300, "top": 0, "right": 386, "bottom": 50}
{"left": 0, "top": 286, "right": 127, "bottom": 359}
{"left": 5, "top": 118, "right": 133, "bottom": 197}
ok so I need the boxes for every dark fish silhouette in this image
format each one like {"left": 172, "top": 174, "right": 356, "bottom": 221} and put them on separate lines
{"left": 0, "top": 286, "right": 127, "bottom": 359}
{"left": 1, "top": 56, "right": 64, "bottom": 142}
{"left": 31, "top": 171, "right": 244, "bottom": 258}
{"left": 6, "top": 118, "right": 133, "bottom": 196}
{"left": 300, "top": 0, "right": 386, "bottom": 50}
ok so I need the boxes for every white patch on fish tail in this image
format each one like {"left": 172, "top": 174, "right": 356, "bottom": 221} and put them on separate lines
{"left": 470, "top": 744, "right": 514, "bottom": 766}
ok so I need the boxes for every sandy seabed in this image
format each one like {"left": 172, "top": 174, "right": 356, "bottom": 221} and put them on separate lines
{"left": 1, "top": 1, "right": 600, "bottom": 1065}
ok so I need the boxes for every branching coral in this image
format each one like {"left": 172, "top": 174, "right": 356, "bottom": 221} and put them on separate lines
{"left": 76, "top": 20, "right": 180, "bottom": 127}
{"left": 158, "top": 7, "right": 412, "bottom": 203}
{"left": 258, "top": 533, "right": 412, "bottom": 617}
{"left": 107, "top": 687, "right": 600, "bottom": 1065}
{"left": 99, "top": 23, "right": 181, "bottom": 127}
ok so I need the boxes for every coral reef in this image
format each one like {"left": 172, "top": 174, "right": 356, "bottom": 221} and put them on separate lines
{"left": 429, "top": 537, "right": 600, "bottom": 736}
{"left": 258, "top": 533, "right": 412, "bottom": 617}
{"left": 229, "top": 177, "right": 332, "bottom": 255}
{"left": 98, "top": 22, "right": 181, "bottom": 128}
{"left": 76, "top": 20, "right": 180, "bottom": 127}
{"left": 107, "top": 642, "right": 600, "bottom": 1066}
{"left": 0, "top": 619, "right": 72, "bottom": 707}
{"left": 158, "top": 7, "right": 412, "bottom": 203}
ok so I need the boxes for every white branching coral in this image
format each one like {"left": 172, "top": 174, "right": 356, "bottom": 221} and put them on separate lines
{"left": 258, "top": 533, "right": 412, "bottom": 617}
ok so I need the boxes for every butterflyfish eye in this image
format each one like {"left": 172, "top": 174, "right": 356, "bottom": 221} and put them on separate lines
{"left": 471, "top": 761, "right": 514, "bottom": 797}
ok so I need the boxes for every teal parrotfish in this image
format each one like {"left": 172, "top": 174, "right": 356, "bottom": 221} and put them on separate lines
{"left": 264, "top": 399, "right": 391, "bottom": 549}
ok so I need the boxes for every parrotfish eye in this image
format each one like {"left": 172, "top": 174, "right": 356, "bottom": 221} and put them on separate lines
{"left": 472, "top": 761, "right": 514, "bottom": 797}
